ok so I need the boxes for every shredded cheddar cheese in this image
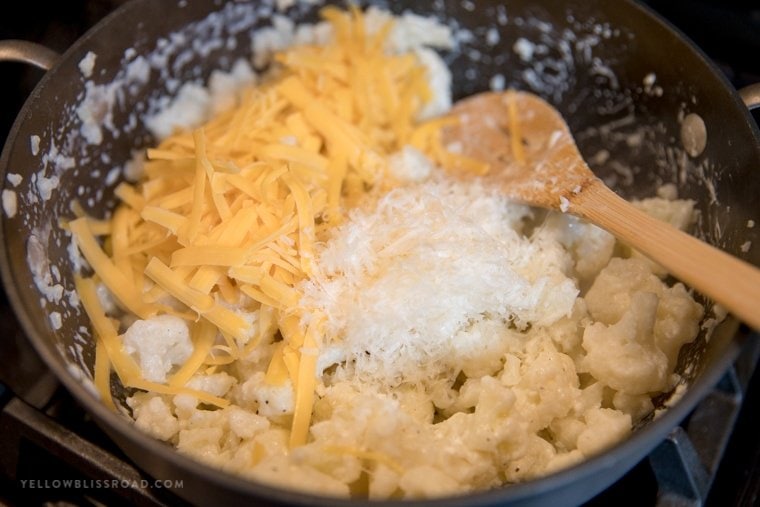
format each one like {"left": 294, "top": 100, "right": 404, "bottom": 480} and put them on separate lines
{"left": 507, "top": 89, "right": 526, "bottom": 166}
{"left": 72, "top": 6, "right": 480, "bottom": 449}
{"left": 93, "top": 330, "right": 116, "bottom": 411}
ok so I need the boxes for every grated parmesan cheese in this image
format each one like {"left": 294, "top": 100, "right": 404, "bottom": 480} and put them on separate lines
{"left": 301, "top": 178, "right": 578, "bottom": 385}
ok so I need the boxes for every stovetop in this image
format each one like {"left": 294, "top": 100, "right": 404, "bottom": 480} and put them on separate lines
{"left": 1, "top": 2, "right": 759, "bottom": 506}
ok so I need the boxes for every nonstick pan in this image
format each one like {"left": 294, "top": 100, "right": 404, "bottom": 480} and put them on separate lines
{"left": 1, "top": 1, "right": 759, "bottom": 505}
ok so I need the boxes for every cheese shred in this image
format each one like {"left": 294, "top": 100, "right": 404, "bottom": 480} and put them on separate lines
{"left": 507, "top": 89, "right": 526, "bottom": 166}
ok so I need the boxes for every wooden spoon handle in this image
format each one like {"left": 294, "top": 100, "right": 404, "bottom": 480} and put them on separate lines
{"left": 574, "top": 180, "right": 760, "bottom": 330}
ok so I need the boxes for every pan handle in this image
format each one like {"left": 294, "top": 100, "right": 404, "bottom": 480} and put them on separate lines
{"left": 739, "top": 83, "right": 760, "bottom": 111}
{"left": 0, "top": 40, "right": 59, "bottom": 71}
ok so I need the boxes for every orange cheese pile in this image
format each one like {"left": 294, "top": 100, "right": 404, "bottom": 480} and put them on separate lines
{"left": 69, "top": 6, "right": 485, "bottom": 448}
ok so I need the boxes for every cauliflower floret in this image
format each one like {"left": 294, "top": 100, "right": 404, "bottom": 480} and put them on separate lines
{"left": 613, "top": 391, "right": 654, "bottom": 423}
{"left": 576, "top": 408, "right": 631, "bottom": 457}
{"left": 544, "top": 449, "right": 584, "bottom": 474}
{"left": 227, "top": 406, "right": 270, "bottom": 440}
{"left": 518, "top": 275, "right": 579, "bottom": 329}
{"left": 584, "top": 257, "right": 664, "bottom": 325}
{"left": 291, "top": 444, "right": 364, "bottom": 486}
{"left": 475, "top": 375, "right": 518, "bottom": 423}
{"left": 427, "top": 379, "right": 524, "bottom": 488}
{"left": 399, "top": 465, "right": 461, "bottom": 498}
{"left": 369, "top": 463, "right": 401, "bottom": 500}
{"left": 545, "top": 299, "right": 589, "bottom": 357}
{"left": 240, "top": 372, "right": 295, "bottom": 417}
{"left": 502, "top": 434, "right": 557, "bottom": 482}
{"left": 393, "top": 385, "right": 435, "bottom": 425}
{"left": 310, "top": 384, "right": 501, "bottom": 493}
{"left": 514, "top": 339, "right": 580, "bottom": 432}
{"left": 431, "top": 411, "right": 510, "bottom": 487}
{"left": 313, "top": 386, "right": 407, "bottom": 444}
{"left": 524, "top": 219, "right": 576, "bottom": 277}
{"left": 183, "top": 405, "right": 228, "bottom": 431}
{"left": 128, "top": 394, "right": 179, "bottom": 441}
{"left": 186, "top": 372, "right": 236, "bottom": 397}
{"left": 542, "top": 213, "right": 616, "bottom": 281}
{"left": 549, "top": 417, "right": 586, "bottom": 451}
{"left": 582, "top": 292, "right": 669, "bottom": 394}
{"left": 250, "top": 454, "right": 350, "bottom": 497}
{"left": 548, "top": 382, "right": 605, "bottom": 451}
{"left": 122, "top": 314, "right": 193, "bottom": 383}
{"left": 633, "top": 197, "right": 696, "bottom": 231}
{"left": 500, "top": 353, "right": 522, "bottom": 386}
{"left": 177, "top": 427, "right": 225, "bottom": 465}
{"left": 442, "top": 377, "right": 483, "bottom": 416}
{"left": 453, "top": 319, "right": 516, "bottom": 378}
{"left": 572, "top": 382, "right": 605, "bottom": 414}
{"left": 250, "top": 428, "right": 290, "bottom": 465}
{"left": 173, "top": 393, "right": 199, "bottom": 420}
{"left": 654, "top": 282, "right": 703, "bottom": 370}
{"left": 585, "top": 257, "right": 702, "bottom": 376}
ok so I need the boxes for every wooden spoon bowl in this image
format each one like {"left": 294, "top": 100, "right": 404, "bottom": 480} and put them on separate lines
{"left": 443, "top": 91, "right": 760, "bottom": 330}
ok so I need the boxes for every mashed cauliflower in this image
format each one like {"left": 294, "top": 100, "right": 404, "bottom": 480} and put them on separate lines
{"left": 127, "top": 186, "right": 703, "bottom": 498}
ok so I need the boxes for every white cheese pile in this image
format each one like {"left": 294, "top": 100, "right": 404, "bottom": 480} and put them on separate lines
{"left": 301, "top": 176, "right": 579, "bottom": 385}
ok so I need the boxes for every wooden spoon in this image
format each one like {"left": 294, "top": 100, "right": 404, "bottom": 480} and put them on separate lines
{"left": 443, "top": 90, "right": 760, "bottom": 331}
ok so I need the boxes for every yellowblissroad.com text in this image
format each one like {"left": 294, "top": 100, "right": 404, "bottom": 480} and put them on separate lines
{"left": 18, "top": 479, "right": 183, "bottom": 489}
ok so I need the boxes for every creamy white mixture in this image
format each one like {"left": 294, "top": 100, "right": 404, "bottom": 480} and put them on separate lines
{"left": 127, "top": 178, "right": 702, "bottom": 498}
